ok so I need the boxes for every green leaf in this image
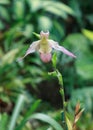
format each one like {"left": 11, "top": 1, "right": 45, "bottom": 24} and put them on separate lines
{"left": 50, "top": 2, "right": 75, "bottom": 16}
{"left": 66, "top": 116, "right": 72, "bottom": 130}
{"left": 38, "top": 16, "right": 52, "bottom": 30}
{"left": 69, "top": 87, "right": 93, "bottom": 113}
{"left": 48, "top": 70, "right": 63, "bottom": 86}
{"left": 27, "top": 0, "right": 42, "bottom": 12}
{"left": 13, "top": 0, "right": 25, "bottom": 20}
{"left": 0, "top": 21, "right": 5, "bottom": 30}
{"left": 1, "top": 49, "right": 19, "bottom": 65}
{"left": 0, "top": 113, "right": 8, "bottom": 130}
{"left": 48, "top": 71, "right": 57, "bottom": 77}
{"left": 77, "top": 64, "right": 93, "bottom": 79}
{"left": 27, "top": 0, "right": 74, "bottom": 19}
{"left": 82, "top": 29, "right": 93, "bottom": 41}
{"left": 69, "top": 0, "right": 82, "bottom": 18}
{"left": 23, "top": 24, "right": 34, "bottom": 38}
{"left": 44, "top": 6, "right": 67, "bottom": 19}
{"left": 65, "top": 113, "right": 72, "bottom": 130}
{"left": 0, "top": 0, "right": 10, "bottom": 5}
{"left": 52, "top": 52, "right": 57, "bottom": 69}
{"left": 15, "top": 100, "right": 41, "bottom": 130}
{"left": 25, "top": 100, "right": 41, "bottom": 117}
{"left": 8, "top": 94, "right": 25, "bottom": 130}
{"left": 33, "top": 32, "right": 40, "bottom": 39}
{"left": 0, "top": 6, "right": 10, "bottom": 21}
{"left": 19, "top": 113, "right": 63, "bottom": 130}
{"left": 86, "top": 14, "right": 93, "bottom": 25}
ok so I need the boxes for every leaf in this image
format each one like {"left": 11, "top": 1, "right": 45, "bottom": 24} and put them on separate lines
{"left": 15, "top": 100, "right": 41, "bottom": 130}
{"left": 48, "top": 71, "right": 57, "bottom": 77}
{"left": 1, "top": 49, "right": 19, "bottom": 65}
{"left": 82, "top": 29, "right": 93, "bottom": 41}
{"left": 66, "top": 116, "right": 72, "bottom": 130}
{"left": 27, "top": 0, "right": 74, "bottom": 19}
{"left": 0, "top": 0, "right": 10, "bottom": 5}
{"left": 42, "top": 1, "right": 75, "bottom": 16}
{"left": 48, "top": 69, "right": 63, "bottom": 86}
{"left": 77, "top": 64, "right": 93, "bottom": 79}
{"left": 75, "top": 102, "right": 80, "bottom": 115}
{"left": 69, "top": 87, "right": 93, "bottom": 113}
{"left": 24, "top": 100, "right": 41, "bottom": 117}
{"left": 13, "top": 0, "right": 25, "bottom": 20}
{"left": 44, "top": 6, "right": 67, "bottom": 19}
{"left": 38, "top": 16, "right": 52, "bottom": 30}
{"left": 0, "top": 21, "right": 5, "bottom": 30}
{"left": 68, "top": 0, "right": 82, "bottom": 18}
{"left": 86, "top": 14, "right": 93, "bottom": 25}
{"left": 33, "top": 32, "right": 40, "bottom": 39}
{"left": 52, "top": 52, "right": 57, "bottom": 69}
{"left": 0, "top": 113, "right": 8, "bottom": 130}
{"left": 8, "top": 94, "right": 25, "bottom": 130}
{"left": 0, "top": 6, "right": 10, "bottom": 21}
{"left": 74, "top": 108, "right": 84, "bottom": 123}
{"left": 16, "top": 113, "right": 63, "bottom": 130}
{"left": 30, "top": 113, "right": 63, "bottom": 130}
{"left": 23, "top": 24, "right": 34, "bottom": 38}
{"left": 27, "top": 0, "right": 42, "bottom": 12}
{"left": 50, "top": 1, "right": 75, "bottom": 16}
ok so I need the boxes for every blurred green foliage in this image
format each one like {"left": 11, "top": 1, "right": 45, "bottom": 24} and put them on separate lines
{"left": 0, "top": 0, "right": 93, "bottom": 130}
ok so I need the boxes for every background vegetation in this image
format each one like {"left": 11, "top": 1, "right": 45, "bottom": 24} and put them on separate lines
{"left": 0, "top": 0, "right": 93, "bottom": 130}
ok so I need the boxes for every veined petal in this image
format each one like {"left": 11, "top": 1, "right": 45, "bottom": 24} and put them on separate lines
{"left": 18, "top": 40, "right": 40, "bottom": 61}
{"left": 48, "top": 40, "right": 76, "bottom": 58}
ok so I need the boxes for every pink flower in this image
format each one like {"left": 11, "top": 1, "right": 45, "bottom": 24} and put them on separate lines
{"left": 20, "top": 31, "right": 76, "bottom": 63}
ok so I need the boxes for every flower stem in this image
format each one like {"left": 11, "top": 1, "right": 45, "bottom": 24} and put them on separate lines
{"left": 51, "top": 53, "right": 68, "bottom": 130}
{"left": 56, "top": 70, "right": 68, "bottom": 130}
{"left": 60, "top": 88, "right": 68, "bottom": 130}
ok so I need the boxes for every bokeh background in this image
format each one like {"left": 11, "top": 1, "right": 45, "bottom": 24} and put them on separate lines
{"left": 0, "top": 0, "right": 93, "bottom": 130}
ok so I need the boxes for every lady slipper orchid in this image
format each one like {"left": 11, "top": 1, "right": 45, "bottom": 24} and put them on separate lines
{"left": 20, "top": 31, "right": 76, "bottom": 63}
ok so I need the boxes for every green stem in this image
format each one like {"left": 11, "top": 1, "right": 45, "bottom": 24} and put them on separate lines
{"left": 56, "top": 69, "right": 68, "bottom": 130}
{"left": 52, "top": 53, "right": 68, "bottom": 130}
{"left": 60, "top": 88, "right": 67, "bottom": 130}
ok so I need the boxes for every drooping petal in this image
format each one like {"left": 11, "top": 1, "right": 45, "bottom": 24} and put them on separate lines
{"left": 18, "top": 40, "right": 40, "bottom": 61}
{"left": 48, "top": 40, "right": 76, "bottom": 58}
{"left": 40, "top": 53, "right": 52, "bottom": 63}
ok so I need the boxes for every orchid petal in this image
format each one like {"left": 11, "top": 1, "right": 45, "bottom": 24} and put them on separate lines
{"left": 48, "top": 40, "right": 76, "bottom": 58}
{"left": 40, "top": 53, "right": 51, "bottom": 63}
{"left": 18, "top": 40, "right": 40, "bottom": 61}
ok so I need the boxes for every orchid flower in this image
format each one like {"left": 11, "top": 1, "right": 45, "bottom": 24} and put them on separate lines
{"left": 20, "top": 31, "right": 76, "bottom": 63}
